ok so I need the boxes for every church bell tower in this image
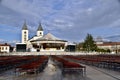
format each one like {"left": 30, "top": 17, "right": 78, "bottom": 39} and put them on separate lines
{"left": 22, "top": 21, "right": 29, "bottom": 43}
{"left": 37, "top": 23, "right": 43, "bottom": 38}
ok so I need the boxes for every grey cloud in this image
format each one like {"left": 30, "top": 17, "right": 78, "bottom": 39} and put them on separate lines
{"left": 0, "top": 0, "right": 120, "bottom": 42}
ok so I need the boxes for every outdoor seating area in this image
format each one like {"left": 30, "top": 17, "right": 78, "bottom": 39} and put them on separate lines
{"left": 15, "top": 56, "right": 48, "bottom": 75}
{"left": 51, "top": 56, "right": 86, "bottom": 76}
{"left": 63, "top": 55, "right": 120, "bottom": 72}
{"left": 0, "top": 55, "right": 120, "bottom": 80}
{"left": 0, "top": 56, "right": 39, "bottom": 72}
{"left": 0, "top": 56, "right": 48, "bottom": 75}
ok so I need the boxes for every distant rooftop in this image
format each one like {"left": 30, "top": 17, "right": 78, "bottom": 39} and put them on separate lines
{"left": 31, "top": 33, "right": 67, "bottom": 42}
{"left": 0, "top": 43, "right": 10, "bottom": 46}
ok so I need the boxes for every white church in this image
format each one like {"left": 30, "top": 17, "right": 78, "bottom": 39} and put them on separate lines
{"left": 18, "top": 21, "right": 68, "bottom": 52}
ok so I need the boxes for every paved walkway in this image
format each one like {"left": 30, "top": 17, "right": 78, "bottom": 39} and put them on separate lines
{"left": 92, "top": 66, "right": 120, "bottom": 80}
{"left": 85, "top": 65, "right": 120, "bottom": 80}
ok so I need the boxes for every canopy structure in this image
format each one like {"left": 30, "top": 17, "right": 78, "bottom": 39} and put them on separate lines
{"left": 30, "top": 33, "right": 68, "bottom": 51}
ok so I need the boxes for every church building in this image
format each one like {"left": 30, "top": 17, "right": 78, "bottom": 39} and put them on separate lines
{"left": 19, "top": 21, "right": 68, "bottom": 52}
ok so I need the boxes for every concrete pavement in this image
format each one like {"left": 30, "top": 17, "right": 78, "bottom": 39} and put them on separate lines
{"left": 84, "top": 65, "right": 120, "bottom": 80}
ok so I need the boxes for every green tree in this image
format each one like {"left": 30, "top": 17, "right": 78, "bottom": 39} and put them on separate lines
{"left": 83, "top": 34, "right": 97, "bottom": 52}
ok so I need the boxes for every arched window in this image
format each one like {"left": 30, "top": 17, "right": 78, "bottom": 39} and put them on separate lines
{"left": 24, "top": 38, "right": 26, "bottom": 41}
{"left": 24, "top": 35, "right": 26, "bottom": 37}
{"left": 6, "top": 47, "right": 7, "bottom": 50}
{"left": 2, "top": 47, "right": 4, "bottom": 50}
{"left": 24, "top": 31, "right": 26, "bottom": 34}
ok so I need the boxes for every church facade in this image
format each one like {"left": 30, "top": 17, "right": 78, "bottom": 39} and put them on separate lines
{"left": 21, "top": 22, "right": 68, "bottom": 52}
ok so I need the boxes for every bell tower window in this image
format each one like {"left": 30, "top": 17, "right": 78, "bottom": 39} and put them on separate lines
{"left": 24, "top": 31, "right": 26, "bottom": 34}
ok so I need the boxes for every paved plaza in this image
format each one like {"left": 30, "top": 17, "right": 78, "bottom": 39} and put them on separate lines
{"left": 0, "top": 57, "right": 120, "bottom": 80}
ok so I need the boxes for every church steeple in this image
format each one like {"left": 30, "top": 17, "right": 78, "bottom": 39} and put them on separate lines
{"left": 37, "top": 23, "right": 44, "bottom": 37}
{"left": 22, "top": 21, "right": 29, "bottom": 43}
{"left": 22, "top": 21, "right": 28, "bottom": 30}
{"left": 37, "top": 23, "right": 43, "bottom": 31}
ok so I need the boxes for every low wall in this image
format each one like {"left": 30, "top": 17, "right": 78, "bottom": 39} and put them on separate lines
{"left": 0, "top": 51, "right": 111, "bottom": 56}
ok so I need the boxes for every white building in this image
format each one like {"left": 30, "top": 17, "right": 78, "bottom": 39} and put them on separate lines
{"left": 96, "top": 42, "right": 120, "bottom": 53}
{"left": 0, "top": 43, "right": 10, "bottom": 53}
{"left": 21, "top": 22, "right": 68, "bottom": 52}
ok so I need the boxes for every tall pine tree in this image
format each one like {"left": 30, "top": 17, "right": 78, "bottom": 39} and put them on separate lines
{"left": 83, "top": 34, "right": 97, "bottom": 52}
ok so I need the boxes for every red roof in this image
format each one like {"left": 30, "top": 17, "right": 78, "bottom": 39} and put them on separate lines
{"left": 0, "top": 43, "right": 10, "bottom": 46}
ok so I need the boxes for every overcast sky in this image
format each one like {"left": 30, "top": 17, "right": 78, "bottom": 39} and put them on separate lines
{"left": 0, "top": 0, "right": 120, "bottom": 44}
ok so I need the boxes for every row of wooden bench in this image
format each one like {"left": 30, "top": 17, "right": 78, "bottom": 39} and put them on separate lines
{"left": 63, "top": 55, "right": 120, "bottom": 71}
{"left": 15, "top": 56, "right": 48, "bottom": 75}
{"left": 0, "top": 56, "right": 39, "bottom": 72}
{"left": 0, "top": 56, "right": 48, "bottom": 74}
{"left": 51, "top": 56, "right": 86, "bottom": 76}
